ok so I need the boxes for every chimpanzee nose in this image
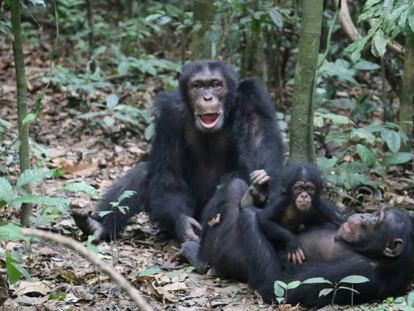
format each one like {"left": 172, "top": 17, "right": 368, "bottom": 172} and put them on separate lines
{"left": 204, "top": 94, "right": 213, "bottom": 101}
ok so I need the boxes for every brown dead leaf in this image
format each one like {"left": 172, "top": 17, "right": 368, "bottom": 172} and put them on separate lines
{"left": 37, "top": 246, "right": 59, "bottom": 257}
{"left": 59, "top": 159, "right": 98, "bottom": 177}
{"left": 161, "top": 282, "right": 187, "bottom": 291}
{"left": 15, "top": 280, "right": 51, "bottom": 297}
{"left": 208, "top": 213, "right": 221, "bottom": 227}
{"left": 58, "top": 269, "right": 82, "bottom": 283}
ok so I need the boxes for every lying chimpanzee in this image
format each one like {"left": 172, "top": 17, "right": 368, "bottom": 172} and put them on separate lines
{"left": 241, "top": 163, "right": 346, "bottom": 263}
{"left": 182, "top": 178, "right": 414, "bottom": 307}
{"left": 72, "top": 60, "right": 284, "bottom": 242}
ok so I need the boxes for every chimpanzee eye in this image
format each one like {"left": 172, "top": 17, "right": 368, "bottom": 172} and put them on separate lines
{"left": 193, "top": 82, "right": 203, "bottom": 89}
{"left": 212, "top": 80, "right": 223, "bottom": 89}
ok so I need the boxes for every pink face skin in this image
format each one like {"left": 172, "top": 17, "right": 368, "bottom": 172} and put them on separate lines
{"left": 338, "top": 209, "right": 385, "bottom": 243}
{"left": 188, "top": 69, "right": 227, "bottom": 132}
{"left": 293, "top": 181, "right": 315, "bottom": 211}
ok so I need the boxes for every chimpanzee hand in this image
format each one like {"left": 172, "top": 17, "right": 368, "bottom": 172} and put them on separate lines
{"left": 251, "top": 169, "right": 270, "bottom": 188}
{"left": 176, "top": 215, "right": 202, "bottom": 242}
{"left": 249, "top": 169, "right": 270, "bottom": 205}
{"left": 287, "top": 239, "right": 306, "bottom": 264}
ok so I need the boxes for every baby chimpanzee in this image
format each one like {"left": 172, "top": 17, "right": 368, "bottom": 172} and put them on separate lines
{"left": 242, "top": 163, "right": 346, "bottom": 264}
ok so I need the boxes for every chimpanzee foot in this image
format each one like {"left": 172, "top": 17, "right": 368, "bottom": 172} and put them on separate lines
{"left": 71, "top": 210, "right": 105, "bottom": 241}
{"left": 181, "top": 240, "right": 209, "bottom": 274}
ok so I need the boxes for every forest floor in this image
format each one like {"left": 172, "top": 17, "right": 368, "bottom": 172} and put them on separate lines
{"left": 1, "top": 37, "right": 414, "bottom": 311}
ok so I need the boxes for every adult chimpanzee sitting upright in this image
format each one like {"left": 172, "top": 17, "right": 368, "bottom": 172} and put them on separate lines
{"left": 182, "top": 177, "right": 414, "bottom": 307}
{"left": 72, "top": 60, "right": 284, "bottom": 242}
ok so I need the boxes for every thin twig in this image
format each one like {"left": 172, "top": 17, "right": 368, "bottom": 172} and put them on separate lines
{"left": 21, "top": 228, "right": 153, "bottom": 311}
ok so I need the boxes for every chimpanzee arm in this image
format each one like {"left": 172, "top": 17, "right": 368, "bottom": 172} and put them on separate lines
{"left": 317, "top": 198, "right": 346, "bottom": 226}
{"left": 235, "top": 79, "right": 284, "bottom": 189}
{"left": 146, "top": 91, "right": 200, "bottom": 242}
{"left": 257, "top": 206, "right": 305, "bottom": 264}
{"left": 257, "top": 212, "right": 301, "bottom": 250}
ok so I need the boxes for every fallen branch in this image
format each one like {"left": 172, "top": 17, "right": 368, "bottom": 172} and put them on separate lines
{"left": 21, "top": 228, "right": 153, "bottom": 311}
{"left": 339, "top": 0, "right": 403, "bottom": 55}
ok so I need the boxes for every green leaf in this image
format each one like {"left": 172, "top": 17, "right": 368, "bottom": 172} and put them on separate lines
{"left": 115, "top": 190, "right": 137, "bottom": 205}
{"left": 302, "top": 277, "right": 332, "bottom": 285}
{"left": 287, "top": 280, "right": 301, "bottom": 289}
{"left": 274, "top": 280, "right": 288, "bottom": 289}
{"left": 315, "top": 111, "right": 351, "bottom": 125}
{"left": 267, "top": 8, "right": 283, "bottom": 28}
{"left": 98, "top": 210, "right": 113, "bottom": 217}
{"left": 381, "top": 129, "right": 401, "bottom": 152}
{"left": 383, "top": 152, "right": 413, "bottom": 166}
{"left": 17, "top": 168, "right": 52, "bottom": 189}
{"left": 117, "top": 62, "right": 129, "bottom": 75}
{"left": 340, "top": 275, "right": 370, "bottom": 284}
{"left": 106, "top": 94, "right": 119, "bottom": 110}
{"left": 144, "top": 123, "right": 155, "bottom": 141}
{"left": 372, "top": 30, "right": 387, "bottom": 57}
{"left": 274, "top": 281, "right": 285, "bottom": 297}
{"left": 409, "top": 7, "right": 414, "bottom": 33}
{"left": 22, "top": 113, "right": 37, "bottom": 126}
{"left": 319, "top": 288, "right": 334, "bottom": 297}
{"left": 139, "top": 267, "right": 162, "bottom": 277}
{"left": 407, "top": 290, "right": 414, "bottom": 306}
{"left": 353, "top": 59, "right": 380, "bottom": 71}
{"left": 102, "top": 116, "right": 115, "bottom": 128}
{"left": 0, "top": 177, "right": 15, "bottom": 203}
{"left": 63, "top": 182, "right": 98, "bottom": 197}
{"left": 6, "top": 253, "right": 30, "bottom": 284}
{"left": 12, "top": 195, "right": 69, "bottom": 210}
{"left": 356, "top": 144, "right": 376, "bottom": 168}
{"left": 0, "top": 223, "right": 23, "bottom": 241}
{"left": 337, "top": 286, "right": 360, "bottom": 294}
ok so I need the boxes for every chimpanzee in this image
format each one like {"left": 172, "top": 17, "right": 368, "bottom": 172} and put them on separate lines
{"left": 72, "top": 60, "right": 284, "bottom": 242}
{"left": 182, "top": 177, "right": 414, "bottom": 307}
{"left": 241, "top": 163, "right": 346, "bottom": 263}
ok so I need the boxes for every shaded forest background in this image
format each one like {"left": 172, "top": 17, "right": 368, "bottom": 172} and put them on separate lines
{"left": 0, "top": 0, "right": 413, "bottom": 310}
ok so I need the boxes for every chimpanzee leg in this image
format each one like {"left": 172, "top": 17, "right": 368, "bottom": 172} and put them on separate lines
{"left": 72, "top": 162, "right": 148, "bottom": 241}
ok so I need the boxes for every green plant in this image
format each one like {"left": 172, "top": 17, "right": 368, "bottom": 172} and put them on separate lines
{"left": 96, "top": 190, "right": 136, "bottom": 240}
{"left": 315, "top": 110, "right": 412, "bottom": 190}
{"left": 79, "top": 93, "right": 154, "bottom": 139}
{"left": 345, "top": 0, "right": 414, "bottom": 61}
{"left": 0, "top": 223, "right": 29, "bottom": 284}
{"left": 275, "top": 275, "right": 369, "bottom": 306}
{"left": 274, "top": 280, "right": 302, "bottom": 304}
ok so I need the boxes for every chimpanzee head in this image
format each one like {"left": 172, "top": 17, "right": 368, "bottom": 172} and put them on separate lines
{"left": 282, "top": 163, "right": 324, "bottom": 211}
{"left": 338, "top": 208, "right": 414, "bottom": 259}
{"left": 178, "top": 60, "right": 237, "bottom": 133}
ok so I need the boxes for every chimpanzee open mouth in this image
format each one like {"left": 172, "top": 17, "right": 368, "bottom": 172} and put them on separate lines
{"left": 198, "top": 113, "right": 220, "bottom": 128}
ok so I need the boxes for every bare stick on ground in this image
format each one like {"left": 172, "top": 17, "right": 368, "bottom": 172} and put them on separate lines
{"left": 21, "top": 228, "right": 153, "bottom": 311}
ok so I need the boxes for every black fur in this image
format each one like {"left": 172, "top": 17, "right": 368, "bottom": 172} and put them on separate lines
{"left": 91, "top": 60, "right": 284, "bottom": 241}
{"left": 194, "top": 178, "right": 414, "bottom": 307}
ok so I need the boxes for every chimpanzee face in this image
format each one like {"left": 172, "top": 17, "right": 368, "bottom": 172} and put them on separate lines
{"left": 188, "top": 68, "right": 227, "bottom": 133}
{"left": 338, "top": 209, "right": 405, "bottom": 258}
{"left": 338, "top": 209, "right": 384, "bottom": 243}
{"left": 292, "top": 181, "right": 316, "bottom": 211}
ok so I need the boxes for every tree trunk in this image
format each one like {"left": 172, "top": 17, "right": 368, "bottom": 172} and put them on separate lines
{"left": 288, "top": 0, "right": 323, "bottom": 163}
{"left": 85, "top": 0, "right": 95, "bottom": 71}
{"left": 191, "top": 0, "right": 214, "bottom": 59}
{"left": 399, "top": 33, "right": 414, "bottom": 151}
{"left": 11, "top": 0, "right": 32, "bottom": 226}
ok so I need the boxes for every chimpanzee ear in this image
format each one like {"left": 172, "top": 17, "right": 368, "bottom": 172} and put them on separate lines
{"left": 383, "top": 238, "right": 404, "bottom": 257}
{"left": 176, "top": 71, "right": 182, "bottom": 81}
